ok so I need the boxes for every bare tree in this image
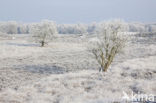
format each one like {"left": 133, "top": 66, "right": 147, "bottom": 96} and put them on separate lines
{"left": 31, "top": 20, "right": 57, "bottom": 47}
{"left": 90, "top": 20, "right": 128, "bottom": 72}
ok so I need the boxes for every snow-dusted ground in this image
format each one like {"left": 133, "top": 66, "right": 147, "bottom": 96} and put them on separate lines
{"left": 0, "top": 34, "right": 156, "bottom": 103}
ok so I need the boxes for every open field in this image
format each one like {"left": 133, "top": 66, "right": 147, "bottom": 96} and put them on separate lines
{"left": 0, "top": 34, "right": 156, "bottom": 103}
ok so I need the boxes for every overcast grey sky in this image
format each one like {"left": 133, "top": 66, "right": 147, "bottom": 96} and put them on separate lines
{"left": 0, "top": 0, "right": 156, "bottom": 23}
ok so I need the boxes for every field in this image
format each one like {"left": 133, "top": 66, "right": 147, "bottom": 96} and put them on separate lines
{"left": 0, "top": 33, "right": 156, "bottom": 103}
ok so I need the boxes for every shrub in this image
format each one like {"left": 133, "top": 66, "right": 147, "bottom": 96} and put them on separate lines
{"left": 90, "top": 20, "right": 128, "bottom": 72}
{"left": 31, "top": 20, "right": 57, "bottom": 47}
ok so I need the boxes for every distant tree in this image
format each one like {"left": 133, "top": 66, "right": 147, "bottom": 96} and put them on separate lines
{"left": 17, "top": 24, "right": 29, "bottom": 34}
{"left": 128, "top": 23, "right": 147, "bottom": 32}
{"left": 0, "top": 21, "right": 18, "bottom": 34}
{"left": 31, "top": 20, "right": 57, "bottom": 47}
{"left": 6, "top": 21, "right": 18, "bottom": 34}
{"left": 89, "top": 20, "right": 128, "bottom": 72}
{"left": 149, "top": 24, "right": 156, "bottom": 32}
{"left": 57, "top": 23, "right": 87, "bottom": 34}
{"left": 87, "top": 22, "right": 98, "bottom": 34}
{"left": 74, "top": 23, "right": 87, "bottom": 34}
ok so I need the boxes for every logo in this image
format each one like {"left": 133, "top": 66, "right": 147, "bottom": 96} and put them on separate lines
{"left": 122, "top": 91, "right": 155, "bottom": 102}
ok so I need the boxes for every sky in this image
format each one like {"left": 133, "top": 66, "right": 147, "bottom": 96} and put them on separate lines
{"left": 0, "top": 0, "right": 156, "bottom": 23}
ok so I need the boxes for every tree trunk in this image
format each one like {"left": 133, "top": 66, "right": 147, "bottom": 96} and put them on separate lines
{"left": 41, "top": 41, "right": 45, "bottom": 47}
{"left": 99, "top": 67, "right": 102, "bottom": 72}
{"left": 103, "top": 66, "right": 108, "bottom": 72}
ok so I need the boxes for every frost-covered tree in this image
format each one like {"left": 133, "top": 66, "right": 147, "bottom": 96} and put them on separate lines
{"left": 128, "top": 23, "right": 147, "bottom": 32}
{"left": 75, "top": 23, "right": 88, "bottom": 34}
{"left": 87, "top": 22, "right": 98, "bottom": 34}
{"left": 89, "top": 20, "right": 128, "bottom": 72}
{"left": 31, "top": 20, "right": 57, "bottom": 47}
{"left": 0, "top": 21, "right": 18, "bottom": 34}
{"left": 57, "top": 23, "right": 87, "bottom": 34}
{"left": 6, "top": 21, "right": 18, "bottom": 34}
{"left": 17, "top": 24, "right": 29, "bottom": 34}
{"left": 148, "top": 24, "right": 156, "bottom": 32}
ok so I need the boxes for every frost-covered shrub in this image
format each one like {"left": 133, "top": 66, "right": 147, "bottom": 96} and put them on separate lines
{"left": 90, "top": 20, "right": 128, "bottom": 72}
{"left": 31, "top": 20, "right": 57, "bottom": 47}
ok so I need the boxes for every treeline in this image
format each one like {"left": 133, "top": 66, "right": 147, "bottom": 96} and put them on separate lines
{"left": 0, "top": 21, "right": 29, "bottom": 34}
{"left": 0, "top": 21, "right": 156, "bottom": 34}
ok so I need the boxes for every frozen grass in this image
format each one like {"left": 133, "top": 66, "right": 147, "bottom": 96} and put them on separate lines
{"left": 0, "top": 34, "right": 156, "bottom": 103}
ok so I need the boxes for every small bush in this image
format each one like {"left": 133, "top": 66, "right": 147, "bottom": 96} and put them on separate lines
{"left": 31, "top": 20, "right": 57, "bottom": 47}
{"left": 90, "top": 20, "right": 128, "bottom": 72}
